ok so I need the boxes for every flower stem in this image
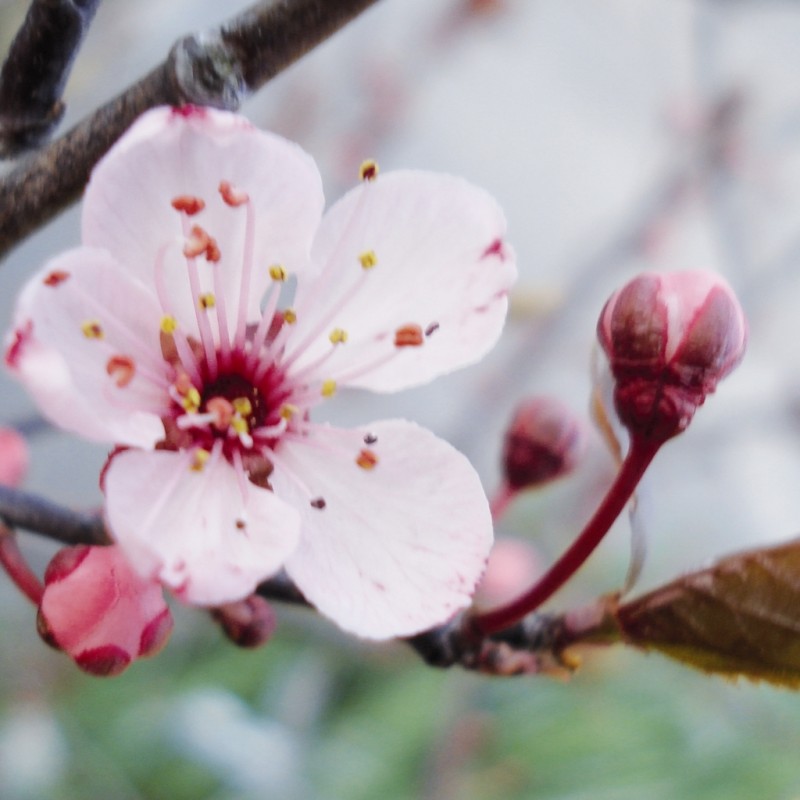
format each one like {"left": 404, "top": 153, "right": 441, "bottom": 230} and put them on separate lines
{"left": 473, "top": 436, "right": 660, "bottom": 636}
{"left": 0, "top": 524, "right": 43, "bottom": 605}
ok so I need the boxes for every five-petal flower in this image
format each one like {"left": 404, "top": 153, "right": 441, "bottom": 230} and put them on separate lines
{"left": 5, "top": 106, "right": 516, "bottom": 639}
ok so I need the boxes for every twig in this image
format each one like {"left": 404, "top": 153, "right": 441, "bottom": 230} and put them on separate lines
{"left": 0, "top": 0, "right": 382, "bottom": 260}
{"left": 0, "top": 484, "right": 106, "bottom": 546}
{"left": 0, "top": 0, "right": 103, "bottom": 156}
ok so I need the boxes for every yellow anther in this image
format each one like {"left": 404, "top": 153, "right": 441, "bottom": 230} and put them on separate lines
{"left": 160, "top": 315, "right": 178, "bottom": 334}
{"left": 283, "top": 308, "right": 297, "bottom": 324}
{"left": 279, "top": 404, "right": 298, "bottom": 420}
{"left": 232, "top": 397, "right": 253, "bottom": 417}
{"left": 329, "top": 328, "right": 348, "bottom": 345}
{"left": 199, "top": 292, "right": 216, "bottom": 309}
{"left": 182, "top": 387, "right": 201, "bottom": 412}
{"left": 231, "top": 416, "right": 249, "bottom": 435}
{"left": 358, "top": 250, "right": 378, "bottom": 270}
{"left": 321, "top": 379, "right": 337, "bottom": 398}
{"left": 269, "top": 264, "right": 288, "bottom": 282}
{"left": 190, "top": 448, "right": 211, "bottom": 472}
{"left": 359, "top": 159, "right": 379, "bottom": 181}
{"left": 80, "top": 320, "right": 104, "bottom": 340}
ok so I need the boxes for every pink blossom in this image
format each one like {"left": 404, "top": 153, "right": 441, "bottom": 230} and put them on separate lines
{"left": 37, "top": 545, "right": 173, "bottom": 676}
{"left": 6, "top": 107, "right": 516, "bottom": 639}
{"left": 597, "top": 270, "right": 747, "bottom": 443}
{"left": 0, "top": 427, "right": 28, "bottom": 487}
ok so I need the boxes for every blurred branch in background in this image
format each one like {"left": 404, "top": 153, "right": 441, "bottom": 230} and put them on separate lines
{"left": 0, "top": 0, "right": 102, "bottom": 156}
{"left": 0, "top": 0, "right": 382, "bottom": 260}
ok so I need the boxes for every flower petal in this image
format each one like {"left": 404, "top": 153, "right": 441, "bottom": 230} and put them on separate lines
{"left": 286, "top": 171, "right": 516, "bottom": 392}
{"left": 83, "top": 106, "right": 325, "bottom": 339}
{"left": 271, "top": 419, "right": 493, "bottom": 639}
{"left": 5, "top": 249, "right": 169, "bottom": 446}
{"left": 104, "top": 448, "right": 301, "bottom": 605}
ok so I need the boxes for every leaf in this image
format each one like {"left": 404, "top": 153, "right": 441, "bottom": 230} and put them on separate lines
{"left": 614, "top": 537, "right": 800, "bottom": 687}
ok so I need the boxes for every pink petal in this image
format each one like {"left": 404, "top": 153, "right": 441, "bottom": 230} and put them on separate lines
{"left": 272, "top": 419, "right": 493, "bottom": 639}
{"left": 287, "top": 171, "right": 516, "bottom": 392}
{"left": 104, "top": 448, "right": 301, "bottom": 605}
{"left": 82, "top": 106, "right": 324, "bottom": 339}
{"left": 6, "top": 249, "right": 168, "bottom": 446}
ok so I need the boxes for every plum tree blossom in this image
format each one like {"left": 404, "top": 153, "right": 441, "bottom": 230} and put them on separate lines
{"left": 5, "top": 106, "right": 516, "bottom": 639}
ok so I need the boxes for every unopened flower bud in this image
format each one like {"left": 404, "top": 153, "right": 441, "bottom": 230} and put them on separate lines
{"left": 502, "top": 396, "right": 585, "bottom": 490}
{"left": 0, "top": 427, "right": 28, "bottom": 487}
{"left": 37, "top": 545, "right": 173, "bottom": 676}
{"left": 211, "top": 595, "right": 277, "bottom": 648}
{"left": 597, "top": 270, "right": 746, "bottom": 442}
{"left": 472, "top": 538, "right": 543, "bottom": 611}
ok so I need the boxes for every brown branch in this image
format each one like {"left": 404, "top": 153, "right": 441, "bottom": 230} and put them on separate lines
{"left": 0, "top": 0, "right": 382, "bottom": 260}
{"left": 0, "top": 0, "right": 103, "bottom": 156}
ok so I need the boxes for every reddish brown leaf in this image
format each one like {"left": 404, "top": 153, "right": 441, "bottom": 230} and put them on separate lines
{"left": 614, "top": 538, "right": 800, "bottom": 687}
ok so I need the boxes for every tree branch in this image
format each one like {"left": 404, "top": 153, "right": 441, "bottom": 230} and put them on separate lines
{"left": 0, "top": 0, "right": 382, "bottom": 260}
{"left": 0, "top": 0, "right": 103, "bottom": 156}
{"left": 0, "top": 485, "right": 107, "bottom": 546}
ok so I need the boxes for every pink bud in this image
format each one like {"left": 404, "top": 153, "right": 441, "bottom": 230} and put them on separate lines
{"left": 211, "top": 595, "right": 277, "bottom": 648}
{"left": 38, "top": 545, "right": 173, "bottom": 676}
{"left": 0, "top": 427, "right": 28, "bottom": 487}
{"left": 502, "top": 396, "right": 585, "bottom": 490}
{"left": 472, "top": 538, "right": 544, "bottom": 611}
{"left": 597, "top": 271, "right": 746, "bottom": 442}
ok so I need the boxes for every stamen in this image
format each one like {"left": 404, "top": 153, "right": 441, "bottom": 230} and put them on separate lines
{"left": 183, "top": 225, "right": 220, "bottom": 262}
{"left": 206, "top": 397, "right": 233, "bottom": 430}
{"left": 232, "top": 397, "right": 253, "bottom": 417}
{"left": 219, "top": 181, "right": 249, "bottom": 207}
{"left": 269, "top": 264, "right": 288, "bottom": 282}
{"left": 160, "top": 316, "right": 178, "bottom": 334}
{"left": 283, "top": 308, "right": 297, "bottom": 324}
{"left": 171, "top": 196, "right": 206, "bottom": 216}
{"left": 182, "top": 387, "right": 202, "bottom": 413}
{"left": 356, "top": 449, "right": 379, "bottom": 470}
{"left": 320, "top": 379, "right": 337, "bottom": 398}
{"left": 359, "top": 159, "right": 379, "bottom": 181}
{"left": 359, "top": 250, "right": 378, "bottom": 270}
{"left": 43, "top": 270, "right": 70, "bottom": 287}
{"left": 190, "top": 448, "right": 211, "bottom": 472}
{"left": 279, "top": 404, "right": 298, "bottom": 420}
{"left": 106, "top": 355, "right": 136, "bottom": 388}
{"left": 80, "top": 320, "right": 104, "bottom": 339}
{"left": 363, "top": 432, "right": 378, "bottom": 445}
{"left": 425, "top": 322, "right": 440, "bottom": 337}
{"left": 232, "top": 190, "right": 257, "bottom": 354}
{"left": 329, "top": 328, "right": 348, "bottom": 345}
{"left": 310, "top": 497, "right": 327, "bottom": 510}
{"left": 395, "top": 324, "right": 424, "bottom": 347}
{"left": 199, "top": 292, "right": 216, "bottom": 309}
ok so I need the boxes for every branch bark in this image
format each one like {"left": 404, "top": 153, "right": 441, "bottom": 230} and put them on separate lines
{"left": 0, "top": 0, "right": 103, "bottom": 156}
{"left": 0, "top": 0, "right": 382, "bottom": 260}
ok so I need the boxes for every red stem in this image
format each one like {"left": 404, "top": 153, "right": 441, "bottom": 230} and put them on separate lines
{"left": 0, "top": 524, "right": 44, "bottom": 605}
{"left": 473, "top": 436, "right": 660, "bottom": 635}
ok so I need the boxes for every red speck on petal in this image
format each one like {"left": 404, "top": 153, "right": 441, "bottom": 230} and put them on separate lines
{"left": 481, "top": 238, "right": 506, "bottom": 260}
{"left": 139, "top": 607, "right": 174, "bottom": 657}
{"left": 5, "top": 320, "right": 32, "bottom": 368}
{"left": 171, "top": 195, "right": 206, "bottom": 215}
{"left": 74, "top": 645, "right": 131, "bottom": 677}
{"left": 394, "top": 323, "right": 424, "bottom": 347}
{"left": 43, "top": 545, "right": 92, "bottom": 585}
{"left": 43, "top": 270, "right": 70, "bottom": 287}
{"left": 356, "top": 449, "right": 379, "bottom": 470}
{"left": 172, "top": 105, "right": 206, "bottom": 119}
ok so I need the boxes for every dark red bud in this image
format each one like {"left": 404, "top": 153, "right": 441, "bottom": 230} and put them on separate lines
{"left": 597, "top": 271, "right": 746, "bottom": 442}
{"left": 211, "top": 595, "right": 277, "bottom": 649}
{"left": 502, "top": 396, "right": 585, "bottom": 490}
